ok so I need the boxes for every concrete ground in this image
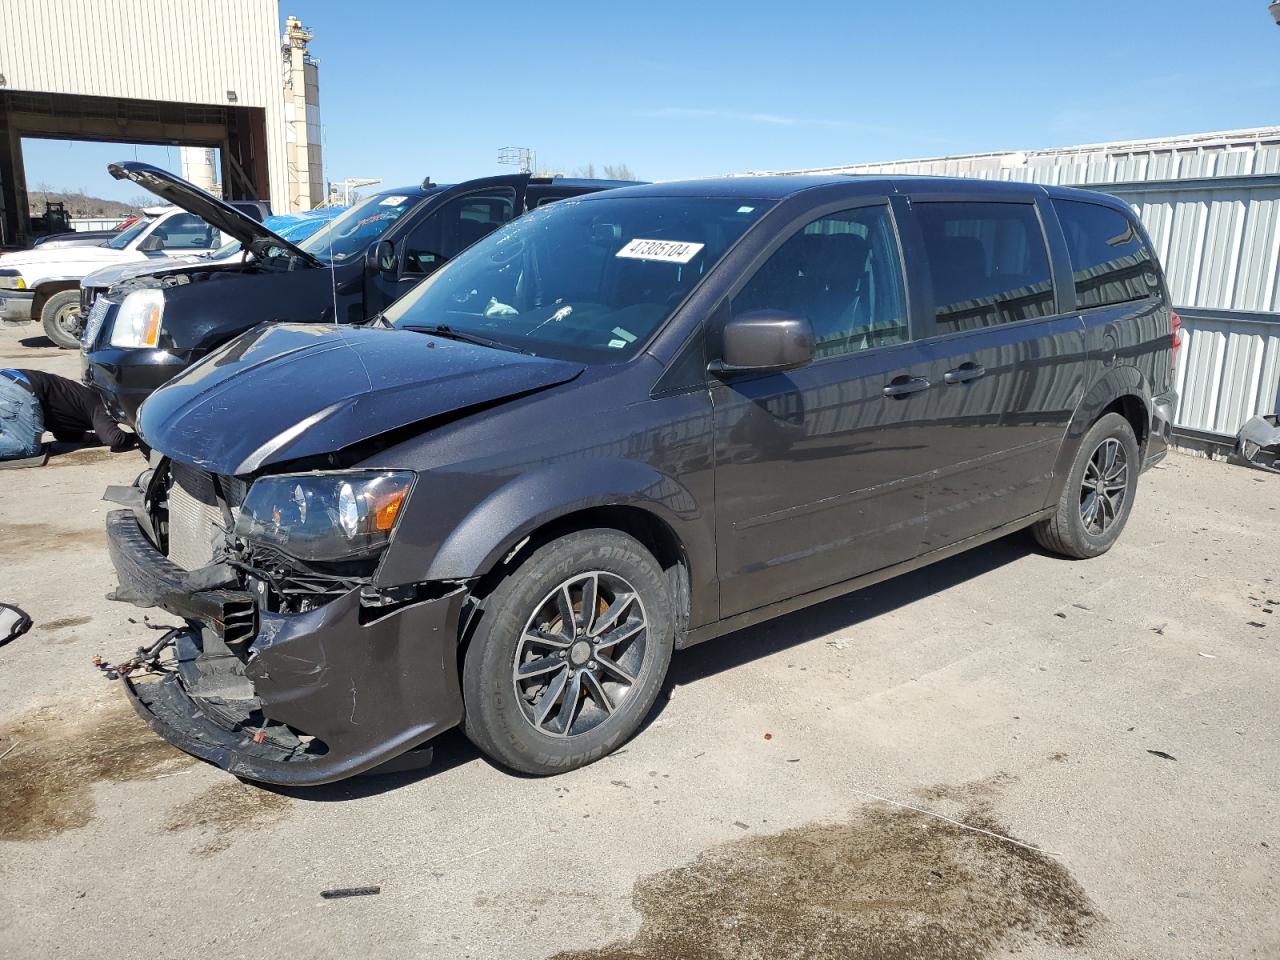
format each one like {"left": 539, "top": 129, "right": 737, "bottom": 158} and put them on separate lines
{"left": 0, "top": 321, "right": 1276, "bottom": 960}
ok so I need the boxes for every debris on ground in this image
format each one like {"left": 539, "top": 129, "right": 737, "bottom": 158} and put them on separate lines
{"left": 320, "top": 886, "right": 381, "bottom": 899}
{"left": 1147, "top": 750, "right": 1177, "bottom": 761}
{"left": 1233, "top": 414, "right": 1280, "bottom": 473}
{"left": 0, "top": 603, "right": 32, "bottom": 646}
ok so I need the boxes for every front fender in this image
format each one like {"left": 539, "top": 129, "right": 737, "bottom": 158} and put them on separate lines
{"left": 424, "top": 458, "right": 703, "bottom": 581}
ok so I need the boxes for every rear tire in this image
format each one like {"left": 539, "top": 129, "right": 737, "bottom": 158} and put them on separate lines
{"left": 41, "top": 290, "right": 83, "bottom": 349}
{"left": 1034, "top": 412, "right": 1140, "bottom": 559}
{"left": 462, "top": 529, "right": 675, "bottom": 775}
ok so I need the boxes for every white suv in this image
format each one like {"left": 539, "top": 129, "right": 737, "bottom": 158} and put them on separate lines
{"left": 0, "top": 201, "right": 267, "bottom": 348}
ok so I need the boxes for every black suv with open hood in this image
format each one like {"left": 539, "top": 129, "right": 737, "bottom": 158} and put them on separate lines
{"left": 81, "top": 162, "right": 636, "bottom": 426}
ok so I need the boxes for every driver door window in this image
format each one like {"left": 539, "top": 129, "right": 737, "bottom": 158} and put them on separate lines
{"left": 403, "top": 188, "right": 516, "bottom": 274}
{"left": 733, "top": 204, "right": 908, "bottom": 358}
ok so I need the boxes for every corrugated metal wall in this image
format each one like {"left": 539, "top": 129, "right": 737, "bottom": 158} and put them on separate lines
{"left": 0, "top": 0, "right": 288, "bottom": 210}
{"left": 764, "top": 128, "right": 1280, "bottom": 441}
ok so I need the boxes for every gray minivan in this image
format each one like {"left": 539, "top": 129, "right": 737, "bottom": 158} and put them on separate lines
{"left": 105, "top": 174, "right": 1178, "bottom": 785}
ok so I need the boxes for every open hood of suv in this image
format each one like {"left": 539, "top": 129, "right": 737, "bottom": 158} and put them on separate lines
{"left": 136, "top": 323, "right": 584, "bottom": 475}
{"left": 108, "top": 161, "right": 322, "bottom": 267}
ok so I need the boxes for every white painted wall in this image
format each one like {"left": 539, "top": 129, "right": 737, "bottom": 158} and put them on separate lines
{"left": 0, "top": 0, "right": 288, "bottom": 210}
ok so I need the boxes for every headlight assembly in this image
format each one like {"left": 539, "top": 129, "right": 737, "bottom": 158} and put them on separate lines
{"left": 234, "top": 471, "right": 414, "bottom": 562}
{"left": 0, "top": 272, "right": 27, "bottom": 290}
{"left": 109, "top": 288, "right": 165, "bottom": 348}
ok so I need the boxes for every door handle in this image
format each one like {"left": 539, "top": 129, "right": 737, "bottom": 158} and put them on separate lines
{"left": 882, "top": 375, "right": 931, "bottom": 398}
{"left": 943, "top": 362, "right": 985, "bottom": 384}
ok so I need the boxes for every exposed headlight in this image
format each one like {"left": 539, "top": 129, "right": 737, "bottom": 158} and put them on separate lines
{"left": 0, "top": 272, "right": 26, "bottom": 290}
{"left": 233, "top": 471, "right": 414, "bottom": 562}
{"left": 109, "top": 288, "right": 164, "bottom": 348}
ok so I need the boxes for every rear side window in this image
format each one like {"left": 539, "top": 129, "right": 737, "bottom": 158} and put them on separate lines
{"left": 1053, "top": 199, "right": 1160, "bottom": 309}
{"left": 153, "top": 213, "right": 218, "bottom": 250}
{"left": 734, "top": 204, "right": 908, "bottom": 358}
{"left": 916, "top": 202, "right": 1055, "bottom": 332}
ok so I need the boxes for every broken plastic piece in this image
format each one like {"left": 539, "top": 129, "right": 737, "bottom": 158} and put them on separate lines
{"left": 0, "top": 604, "right": 32, "bottom": 646}
{"left": 1233, "top": 414, "right": 1280, "bottom": 473}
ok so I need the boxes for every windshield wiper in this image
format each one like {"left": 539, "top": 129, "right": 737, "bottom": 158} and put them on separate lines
{"left": 400, "top": 324, "right": 534, "bottom": 356}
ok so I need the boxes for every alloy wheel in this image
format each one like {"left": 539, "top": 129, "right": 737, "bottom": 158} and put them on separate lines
{"left": 1079, "top": 437, "right": 1129, "bottom": 535}
{"left": 512, "top": 571, "right": 648, "bottom": 738}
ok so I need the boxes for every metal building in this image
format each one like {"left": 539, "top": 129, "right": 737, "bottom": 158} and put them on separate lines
{"left": 0, "top": 0, "right": 323, "bottom": 245}
{"left": 755, "top": 128, "right": 1280, "bottom": 449}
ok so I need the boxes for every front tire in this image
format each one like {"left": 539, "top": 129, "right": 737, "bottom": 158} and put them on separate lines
{"left": 462, "top": 529, "right": 675, "bottom": 775}
{"left": 1034, "top": 412, "right": 1140, "bottom": 559}
{"left": 41, "top": 290, "right": 83, "bottom": 349}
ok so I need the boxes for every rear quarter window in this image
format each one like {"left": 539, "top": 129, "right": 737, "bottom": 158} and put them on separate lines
{"left": 1052, "top": 199, "right": 1161, "bottom": 310}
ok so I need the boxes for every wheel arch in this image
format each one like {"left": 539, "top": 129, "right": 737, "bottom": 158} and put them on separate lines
{"left": 1046, "top": 366, "right": 1151, "bottom": 508}
{"left": 402, "top": 459, "right": 709, "bottom": 635}
{"left": 32, "top": 280, "right": 81, "bottom": 317}
{"left": 474, "top": 504, "right": 693, "bottom": 642}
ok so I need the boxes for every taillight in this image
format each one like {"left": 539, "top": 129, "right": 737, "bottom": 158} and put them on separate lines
{"left": 1170, "top": 311, "right": 1182, "bottom": 375}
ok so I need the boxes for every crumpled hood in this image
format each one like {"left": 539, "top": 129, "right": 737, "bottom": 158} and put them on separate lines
{"left": 137, "top": 323, "right": 585, "bottom": 475}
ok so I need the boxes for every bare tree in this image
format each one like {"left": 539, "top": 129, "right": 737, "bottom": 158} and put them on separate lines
{"left": 603, "top": 163, "right": 636, "bottom": 181}
{"left": 572, "top": 163, "right": 597, "bottom": 179}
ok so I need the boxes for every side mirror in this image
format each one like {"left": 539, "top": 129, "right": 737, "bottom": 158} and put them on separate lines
{"left": 368, "top": 240, "right": 396, "bottom": 273}
{"left": 138, "top": 235, "right": 164, "bottom": 253}
{"left": 710, "top": 309, "right": 815, "bottom": 374}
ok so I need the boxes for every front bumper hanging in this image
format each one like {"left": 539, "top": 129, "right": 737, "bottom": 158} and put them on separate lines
{"left": 106, "top": 508, "right": 467, "bottom": 785}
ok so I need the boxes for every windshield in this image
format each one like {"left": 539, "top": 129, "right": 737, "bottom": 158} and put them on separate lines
{"left": 209, "top": 213, "right": 342, "bottom": 260}
{"left": 383, "top": 196, "right": 771, "bottom": 362}
{"left": 299, "top": 192, "right": 421, "bottom": 262}
{"left": 104, "top": 218, "right": 153, "bottom": 250}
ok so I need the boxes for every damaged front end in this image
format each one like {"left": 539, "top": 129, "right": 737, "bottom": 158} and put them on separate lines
{"left": 105, "top": 459, "right": 467, "bottom": 785}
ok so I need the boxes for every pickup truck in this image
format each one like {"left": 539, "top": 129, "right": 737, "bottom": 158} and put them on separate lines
{"left": 0, "top": 198, "right": 271, "bottom": 348}
{"left": 82, "top": 162, "right": 636, "bottom": 426}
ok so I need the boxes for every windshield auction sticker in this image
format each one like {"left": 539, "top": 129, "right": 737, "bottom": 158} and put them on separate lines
{"left": 616, "top": 238, "right": 705, "bottom": 264}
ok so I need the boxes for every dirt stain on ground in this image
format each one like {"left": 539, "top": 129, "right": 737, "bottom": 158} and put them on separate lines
{"left": 164, "top": 780, "right": 294, "bottom": 856}
{"left": 40, "top": 616, "right": 92, "bottom": 631}
{"left": 0, "top": 699, "right": 194, "bottom": 842}
{"left": 552, "top": 782, "right": 1098, "bottom": 960}
{"left": 44, "top": 447, "right": 113, "bottom": 469}
{"left": 0, "top": 522, "right": 104, "bottom": 553}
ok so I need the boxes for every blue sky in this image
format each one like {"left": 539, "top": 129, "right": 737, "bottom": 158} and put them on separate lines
{"left": 23, "top": 0, "right": 1280, "bottom": 202}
